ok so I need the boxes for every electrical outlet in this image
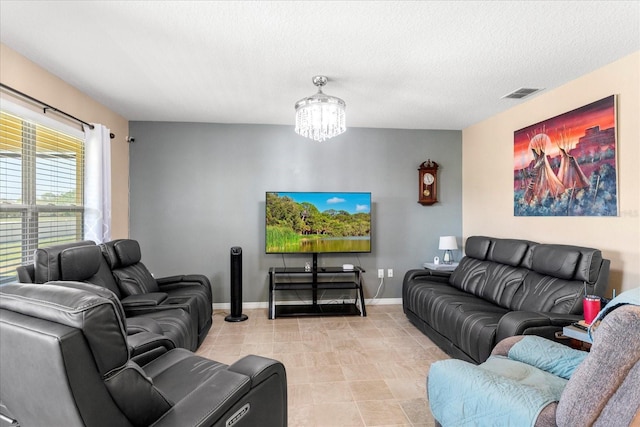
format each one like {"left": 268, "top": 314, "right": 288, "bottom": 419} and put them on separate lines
{"left": 387, "top": 269, "right": 393, "bottom": 278}
{"left": 377, "top": 269, "right": 384, "bottom": 278}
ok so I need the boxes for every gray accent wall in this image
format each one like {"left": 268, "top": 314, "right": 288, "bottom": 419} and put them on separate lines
{"left": 129, "top": 122, "right": 462, "bottom": 304}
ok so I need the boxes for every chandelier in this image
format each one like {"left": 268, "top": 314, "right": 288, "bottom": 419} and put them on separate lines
{"left": 294, "top": 76, "right": 346, "bottom": 142}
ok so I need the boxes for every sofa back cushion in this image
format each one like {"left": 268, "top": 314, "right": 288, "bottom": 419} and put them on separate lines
{"left": 33, "top": 240, "right": 96, "bottom": 283}
{"left": 450, "top": 237, "right": 531, "bottom": 307}
{"left": 101, "top": 239, "right": 160, "bottom": 297}
{"left": 60, "top": 245, "right": 123, "bottom": 298}
{"left": 509, "top": 244, "right": 604, "bottom": 313}
{"left": 530, "top": 244, "right": 603, "bottom": 283}
{"left": 450, "top": 237, "right": 606, "bottom": 313}
{"left": 60, "top": 245, "right": 101, "bottom": 281}
{"left": 464, "top": 236, "right": 492, "bottom": 260}
{"left": 509, "top": 272, "right": 585, "bottom": 313}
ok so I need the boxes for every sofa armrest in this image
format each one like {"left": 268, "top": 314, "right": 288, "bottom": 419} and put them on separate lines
{"left": 426, "top": 270, "right": 454, "bottom": 280}
{"left": 496, "top": 311, "right": 582, "bottom": 343}
{"left": 403, "top": 269, "right": 450, "bottom": 285}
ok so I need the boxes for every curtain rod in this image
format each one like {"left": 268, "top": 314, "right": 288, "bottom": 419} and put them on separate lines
{"left": 1, "top": 83, "right": 117, "bottom": 139}
{"left": 0, "top": 82, "right": 95, "bottom": 130}
{"left": 1, "top": 83, "right": 119, "bottom": 140}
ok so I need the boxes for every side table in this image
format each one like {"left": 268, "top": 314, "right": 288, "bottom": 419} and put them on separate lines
{"left": 423, "top": 262, "right": 459, "bottom": 272}
{"left": 561, "top": 324, "right": 592, "bottom": 351}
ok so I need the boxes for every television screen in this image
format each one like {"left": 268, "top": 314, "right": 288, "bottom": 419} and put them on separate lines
{"left": 266, "top": 192, "right": 371, "bottom": 254}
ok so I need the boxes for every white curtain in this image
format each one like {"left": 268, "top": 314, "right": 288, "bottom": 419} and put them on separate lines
{"left": 83, "top": 123, "right": 112, "bottom": 243}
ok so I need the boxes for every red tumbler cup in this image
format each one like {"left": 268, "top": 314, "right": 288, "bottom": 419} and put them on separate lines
{"left": 583, "top": 295, "right": 601, "bottom": 325}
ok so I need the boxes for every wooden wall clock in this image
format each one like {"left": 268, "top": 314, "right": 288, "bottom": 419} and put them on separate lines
{"left": 418, "top": 160, "right": 439, "bottom": 205}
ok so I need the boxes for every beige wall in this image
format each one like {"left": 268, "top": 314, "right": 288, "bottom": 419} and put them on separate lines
{"left": 462, "top": 52, "right": 640, "bottom": 294}
{"left": 0, "top": 43, "right": 130, "bottom": 238}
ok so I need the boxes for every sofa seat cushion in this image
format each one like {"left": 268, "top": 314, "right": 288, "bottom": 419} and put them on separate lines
{"left": 404, "top": 280, "right": 509, "bottom": 363}
{"left": 135, "top": 309, "right": 198, "bottom": 351}
{"left": 160, "top": 285, "right": 212, "bottom": 340}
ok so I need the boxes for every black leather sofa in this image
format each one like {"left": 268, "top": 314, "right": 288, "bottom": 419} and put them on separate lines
{"left": 403, "top": 236, "right": 610, "bottom": 364}
{"left": 0, "top": 282, "right": 287, "bottom": 427}
{"left": 16, "top": 239, "right": 212, "bottom": 354}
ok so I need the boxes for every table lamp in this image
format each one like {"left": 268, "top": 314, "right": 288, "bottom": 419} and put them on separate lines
{"left": 439, "top": 236, "right": 458, "bottom": 264}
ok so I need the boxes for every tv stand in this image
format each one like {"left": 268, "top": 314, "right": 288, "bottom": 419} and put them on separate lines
{"left": 268, "top": 266, "right": 367, "bottom": 319}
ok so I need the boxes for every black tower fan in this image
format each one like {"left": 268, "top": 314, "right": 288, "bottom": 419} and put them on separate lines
{"left": 225, "top": 246, "right": 248, "bottom": 322}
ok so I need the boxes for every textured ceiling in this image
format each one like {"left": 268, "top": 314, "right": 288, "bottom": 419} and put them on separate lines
{"left": 1, "top": 1, "right": 638, "bottom": 130}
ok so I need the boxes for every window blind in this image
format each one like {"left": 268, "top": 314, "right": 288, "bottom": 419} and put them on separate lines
{"left": 0, "top": 110, "right": 84, "bottom": 284}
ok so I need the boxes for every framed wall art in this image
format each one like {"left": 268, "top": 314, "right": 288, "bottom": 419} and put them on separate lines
{"left": 514, "top": 95, "right": 618, "bottom": 216}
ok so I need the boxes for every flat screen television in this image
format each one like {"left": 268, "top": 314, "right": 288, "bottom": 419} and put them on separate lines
{"left": 265, "top": 191, "right": 371, "bottom": 254}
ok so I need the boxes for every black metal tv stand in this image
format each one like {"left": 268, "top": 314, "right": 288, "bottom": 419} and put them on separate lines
{"left": 268, "top": 263, "right": 367, "bottom": 319}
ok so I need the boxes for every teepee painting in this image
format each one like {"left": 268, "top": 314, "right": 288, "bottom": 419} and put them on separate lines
{"left": 514, "top": 95, "right": 617, "bottom": 216}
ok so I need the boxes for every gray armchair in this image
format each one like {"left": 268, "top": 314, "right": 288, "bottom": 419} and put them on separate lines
{"left": 427, "top": 294, "right": 640, "bottom": 426}
{"left": 0, "top": 282, "right": 287, "bottom": 427}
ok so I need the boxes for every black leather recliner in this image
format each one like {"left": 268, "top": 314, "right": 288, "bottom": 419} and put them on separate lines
{"left": 16, "top": 240, "right": 198, "bottom": 354}
{"left": 16, "top": 240, "right": 185, "bottom": 362}
{"left": 100, "top": 239, "right": 213, "bottom": 347}
{"left": 0, "top": 282, "right": 287, "bottom": 427}
{"left": 59, "top": 244, "right": 197, "bottom": 353}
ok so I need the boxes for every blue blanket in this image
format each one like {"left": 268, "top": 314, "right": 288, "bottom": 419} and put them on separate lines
{"left": 428, "top": 336, "right": 586, "bottom": 427}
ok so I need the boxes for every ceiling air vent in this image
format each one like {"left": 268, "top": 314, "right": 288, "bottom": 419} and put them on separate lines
{"left": 502, "top": 87, "right": 542, "bottom": 99}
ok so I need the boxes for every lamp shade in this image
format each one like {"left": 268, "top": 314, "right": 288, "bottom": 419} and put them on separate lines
{"left": 438, "top": 236, "right": 458, "bottom": 251}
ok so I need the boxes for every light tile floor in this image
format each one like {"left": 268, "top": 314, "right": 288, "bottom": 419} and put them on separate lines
{"left": 195, "top": 304, "right": 449, "bottom": 426}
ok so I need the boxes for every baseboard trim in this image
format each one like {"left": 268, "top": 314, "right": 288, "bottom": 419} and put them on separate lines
{"left": 213, "top": 297, "right": 402, "bottom": 310}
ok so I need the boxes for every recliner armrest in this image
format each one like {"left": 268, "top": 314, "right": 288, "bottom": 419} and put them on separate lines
{"left": 228, "top": 355, "right": 287, "bottom": 388}
{"left": 157, "top": 275, "right": 212, "bottom": 295}
{"left": 156, "top": 275, "right": 185, "bottom": 285}
{"left": 496, "top": 311, "right": 582, "bottom": 343}
{"left": 127, "top": 331, "right": 174, "bottom": 366}
{"left": 151, "top": 370, "right": 251, "bottom": 427}
{"left": 121, "top": 293, "right": 168, "bottom": 308}
{"left": 157, "top": 274, "right": 210, "bottom": 285}
{"left": 16, "top": 264, "right": 35, "bottom": 283}
{"left": 126, "top": 316, "right": 164, "bottom": 335}
{"left": 152, "top": 357, "right": 287, "bottom": 427}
